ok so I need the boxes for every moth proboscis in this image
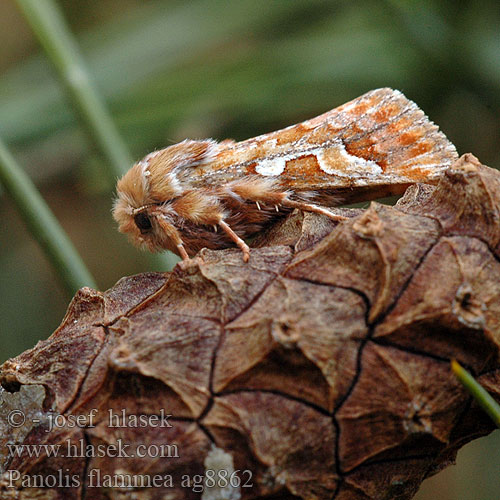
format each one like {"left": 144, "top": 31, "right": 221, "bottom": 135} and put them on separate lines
{"left": 113, "top": 88, "right": 458, "bottom": 263}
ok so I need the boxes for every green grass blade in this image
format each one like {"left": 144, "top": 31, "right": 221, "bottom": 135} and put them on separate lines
{"left": 0, "top": 137, "right": 97, "bottom": 295}
{"left": 15, "top": 0, "right": 132, "bottom": 181}
{"left": 451, "top": 360, "right": 500, "bottom": 428}
{"left": 15, "top": 0, "right": 174, "bottom": 270}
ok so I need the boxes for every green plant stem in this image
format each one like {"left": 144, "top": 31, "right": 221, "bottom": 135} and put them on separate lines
{"left": 15, "top": 0, "right": 174, "bottom": 270}
{"left": 0, "top": 137, "right": 97, "bottom": 295}
{"left": 451, "top": 360, "right": 500, "bottom": 428}
{"left": 15, "top": 0, "right": 132, "bottom": 182}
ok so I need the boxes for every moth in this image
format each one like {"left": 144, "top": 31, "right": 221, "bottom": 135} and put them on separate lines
{"left": 113, "top": 88, "right": 458, "bottom": 262}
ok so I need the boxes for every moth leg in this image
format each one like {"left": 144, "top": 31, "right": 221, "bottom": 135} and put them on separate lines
{"left": 225, "top": 177, "right": 288, "bottom": 208}
{"left": 218, "top": 220, "right": 250, "bottom": 262}
{"left": 281, "top": 198, "right": 347, "bottom": 222}
{"left": 156, "top": 216, "right": 191, "bottom": 262}
{"left": 176, "top": 243, "right": 190, "bottom": 262}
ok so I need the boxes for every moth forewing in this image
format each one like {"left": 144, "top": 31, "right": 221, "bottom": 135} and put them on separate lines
{"left": 113, "top": 88, "right": 458, "bottom": 261}
{"left": 189, "top": 88, "right": 457, "bottom": 199}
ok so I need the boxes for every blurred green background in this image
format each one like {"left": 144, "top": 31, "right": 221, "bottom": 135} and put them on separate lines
{"left": 0, "top": 1, "right": 498, "bottom": 498}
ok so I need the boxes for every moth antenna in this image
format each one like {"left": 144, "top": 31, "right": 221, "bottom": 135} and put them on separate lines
{"left": 218, "top": 220, "right": 250, "bottom": 262}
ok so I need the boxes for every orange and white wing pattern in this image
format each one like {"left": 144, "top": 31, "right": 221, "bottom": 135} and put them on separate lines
{"left": 190, "top": 88, "right": 458, "bottom": 202}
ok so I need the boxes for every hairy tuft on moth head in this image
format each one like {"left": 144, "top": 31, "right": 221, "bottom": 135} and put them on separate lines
{"left": 113, "top": 139, "right": 224, "bottom": 256}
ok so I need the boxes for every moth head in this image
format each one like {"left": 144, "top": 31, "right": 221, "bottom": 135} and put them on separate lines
{"left": 112, "top": 139, "right": 220, "bottom": 253}
{"left": 112, "top": 199, "right": 176, "bottom": 253}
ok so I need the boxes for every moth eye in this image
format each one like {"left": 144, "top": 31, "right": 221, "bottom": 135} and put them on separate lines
{"left": 134, "top": 212, "right": 153, "bottom": 233}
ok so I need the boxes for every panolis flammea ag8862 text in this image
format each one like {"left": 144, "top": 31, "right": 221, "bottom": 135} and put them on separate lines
{"left": 113, "top": 88, "right": 457, "bottom": 262}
